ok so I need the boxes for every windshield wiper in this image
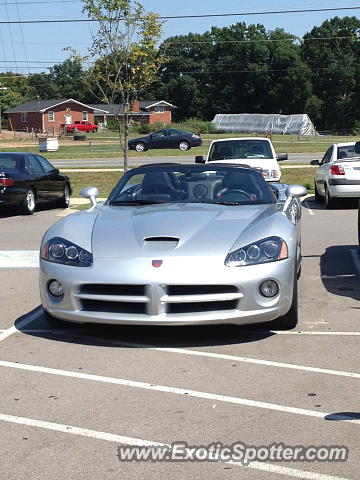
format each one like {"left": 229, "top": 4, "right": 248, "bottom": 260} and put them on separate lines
{"left": 109, "top": 200, "right": 165, "bottom": 206}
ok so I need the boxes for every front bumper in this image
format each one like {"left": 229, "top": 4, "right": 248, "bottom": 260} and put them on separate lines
{"left": 40, "top": 256, "right": 296, "bottom": 326}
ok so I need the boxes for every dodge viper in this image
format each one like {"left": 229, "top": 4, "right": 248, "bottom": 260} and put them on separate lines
{"left": 39, "top": 163, "right": 306, "bottom": 329}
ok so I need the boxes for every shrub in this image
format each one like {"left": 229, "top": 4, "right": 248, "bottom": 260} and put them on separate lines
{"left": 139, "top": 124, "right": 152, "bottom": 134}
{"left": 173, "top": 118, "right": 216, "bottom": 134}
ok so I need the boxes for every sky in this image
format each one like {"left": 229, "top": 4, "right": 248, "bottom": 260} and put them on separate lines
{"left": 0, "top": 0, "right": 360, "bottom": 75}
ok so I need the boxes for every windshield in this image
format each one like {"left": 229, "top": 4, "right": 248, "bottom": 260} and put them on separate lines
{"left": 108, "top": 165, "right": 275, "bottom": 206}
{"left": 337, "top": 145, "right": 360, "bottom": 160}
{"left": 208, "top": 140, "right": 274, "bottom": 161}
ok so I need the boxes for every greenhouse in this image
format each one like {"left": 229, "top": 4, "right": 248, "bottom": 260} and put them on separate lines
{"left": 212, "top": 113, "right": 317, "bottom": 136}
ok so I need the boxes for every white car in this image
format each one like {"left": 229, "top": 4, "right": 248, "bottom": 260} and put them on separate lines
{"left": 195, "top": 137, "right": 288, "bottom": 181}
{"left": 312, "top": 142, "right": 360, "bottom": 208}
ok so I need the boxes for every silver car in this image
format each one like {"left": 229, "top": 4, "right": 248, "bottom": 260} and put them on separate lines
{"left": 39, "top": 163, "right": 306, "bottom": 329}
{"left": 312, "top": 142, "right": 360, "bottom": 208}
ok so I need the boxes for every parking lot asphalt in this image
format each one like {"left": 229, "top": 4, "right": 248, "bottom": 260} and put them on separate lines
{"left": 0, "top": 198, "right": 359, "bottom": 480}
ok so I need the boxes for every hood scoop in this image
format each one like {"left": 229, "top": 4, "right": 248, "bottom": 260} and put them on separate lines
{"left": 143, "top": 236, "right": 179, "bottom": 249}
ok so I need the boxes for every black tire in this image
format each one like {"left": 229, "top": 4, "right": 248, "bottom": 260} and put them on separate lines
{"left": 314, "top": 182, "right": 322, "bottom": 203}
{"left": 135, "top": 142, "right": 146, "bottom": 152}
{"left": 92, "top": 128, "right": 98, "bottom": 133}
{"left": 297, "top": 264, "right": 302, "bottom": 279}
{"left": 43, "top": 309, "right": 68, "bottom": 328}
{"left": 21, "top": 188, "right": 36, "bottom": 215}
{"left": 325, "top": 185, "right": 336, "bottom": 209}
{"left": 272, "top": 266, "right": 298, "bottom": 330}
{"left": 57, "top": 184, "right": 71, "bottom": 208}
{"left": 179, "top": 140, "right": 190, "bottom": 151}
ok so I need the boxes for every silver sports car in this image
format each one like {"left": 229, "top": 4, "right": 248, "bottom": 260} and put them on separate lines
{"left": 39, "top": 163, "right": 306, "bottom": 329}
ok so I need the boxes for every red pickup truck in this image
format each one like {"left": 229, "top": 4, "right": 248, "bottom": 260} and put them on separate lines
{"left": 62, "top": 121, "right": 98, "bottom": 133}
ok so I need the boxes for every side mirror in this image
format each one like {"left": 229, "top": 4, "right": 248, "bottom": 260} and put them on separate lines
{"left": 80, "top": 186, "right": 99, "bottom": 207}
{"left": 310, "top": 159, "right": 320, "bottom": 166}
{"left": 53, "top": 168, "right": 59, "bottom": 174}
{"left": 195, "top": 155, "right": 205, "bottom": 164}
{"left": 283, "top": 184, "right": 307, "bottom": 212}
{"left": 277, "top": 153, "right": 288, "bottom": 161}
{"left": 286, "top": 185, "right": 307, "bottom": 198}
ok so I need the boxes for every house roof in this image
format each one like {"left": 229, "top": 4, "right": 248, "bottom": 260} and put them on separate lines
{"left": 90, "top": 100, "right": 176, "bottom": 116}
{"left": 5, "top": 98, "right": 109, "bottom": 114}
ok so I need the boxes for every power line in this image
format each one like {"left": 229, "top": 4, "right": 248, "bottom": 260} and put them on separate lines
{"left": 0, "top": 5, "right": 360, "bottom": 23}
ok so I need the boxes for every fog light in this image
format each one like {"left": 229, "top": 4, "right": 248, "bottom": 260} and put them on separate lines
{"left": 260, "top": 280, "right": 279, "bottom": 298}
{"left": 48, "top": 280, "right": 64, "bottom": 297}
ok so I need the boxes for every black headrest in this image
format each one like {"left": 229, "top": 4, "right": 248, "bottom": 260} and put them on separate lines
{"left": 355, "top": 142, "right": 360, "bottom": 154}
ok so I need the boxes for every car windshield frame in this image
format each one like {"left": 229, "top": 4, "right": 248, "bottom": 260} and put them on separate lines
{"left": 107, "top": 164, "right": 276, "bottom": 206}
{"left": 208, "top": 140, "right": 274, "bottom": 161}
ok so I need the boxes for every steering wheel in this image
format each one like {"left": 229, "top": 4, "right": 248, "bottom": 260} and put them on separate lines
{"left": 217, "top": 188, "right": 253, "bottom": 201}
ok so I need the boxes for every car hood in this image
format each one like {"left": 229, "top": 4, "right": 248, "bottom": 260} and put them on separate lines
{"left": 91, "top": 203, "right": 282, "bottom": 258}
{"left": 128, "top": 136, "right": 148, "bottom": 143}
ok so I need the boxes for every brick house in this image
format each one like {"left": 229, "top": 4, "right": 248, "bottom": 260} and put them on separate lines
{"left": 90, "top": 100, "right": 175, "bottom": 126}
{"left": 5, "top": 98, "right": 176, "bottom": 133}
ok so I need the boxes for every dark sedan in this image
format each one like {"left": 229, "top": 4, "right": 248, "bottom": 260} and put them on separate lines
{"left": 0, "top": 152, "right": 71, "bottom": 214}
{"left": 128, "top": 128, "right": 202, "bottom": 152}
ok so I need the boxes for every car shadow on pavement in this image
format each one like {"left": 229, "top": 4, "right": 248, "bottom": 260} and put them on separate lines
{"left": 302, "top": 195, "right": 359, "bottom": 211}
{"left": 15, "top": 306, "right": 277, "bottom": 348}
{"left": 0, "top": 203, "right": 62, "bottom": 218}
{"left": 320, "top": 245, "right": 360, "bottom": 301}
{"left": 325, "top": 412, "right": 360, "bottom": 422}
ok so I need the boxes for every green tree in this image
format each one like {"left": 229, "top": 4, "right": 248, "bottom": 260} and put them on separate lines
{"left": 49, "top": 58, "right": 88, "bottom": 102}
{"left": 155, "top": 23, "right": 312, "bottom": 121}
{"left": 80, "top": 0, "right": 164, "bottom": 171}
{"left": 27, "top": 72, "right": 60, "bottom": 99}
{"left": 302, "top": 16, "right": 360, "bottom": 132}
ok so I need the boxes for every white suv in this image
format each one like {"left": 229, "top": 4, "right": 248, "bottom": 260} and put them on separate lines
{"left": 195, "top": 137, "right": 288, "bottom": 181}
{"left": 312, "top": 142, "right": 360, "bottom": 208}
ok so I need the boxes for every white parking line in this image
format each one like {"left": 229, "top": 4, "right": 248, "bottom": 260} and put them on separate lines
{"left": 0, "top": 308, "right": 42, "bottom": 343}
{"left": 140, "top": 346, "right": 360, "bottom": 379}
{"left": 350, "top": 249, "right": 360, "bottom": 277}
{"left": 0, "top": 251, "right": 39, "bottom": 268}
{"left": 272, "top": 331, "right": 360, "bottom": 335}
{"left": 0, "top": 413, "right": 349, "bottom": 480}
{"left": 0, "top": 359, "right": 358, "bottom": 424}
{"left": 29, "top": 331, "right": 360, "bottom": 380}
{"left": 304, "top": 203, "right": 315, "bottom": 215}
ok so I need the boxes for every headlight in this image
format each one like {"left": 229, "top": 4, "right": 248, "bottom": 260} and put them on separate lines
{"left": 41, "top": 237, "right": 93, "bottom": 267}
{"left": 225, "top": 236, "right": 288, "bottom": 267}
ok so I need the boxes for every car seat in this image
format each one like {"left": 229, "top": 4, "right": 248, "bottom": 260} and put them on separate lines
{"left": 216, "top": 171, "right": 261, "bottom": 201}
{"left": 141, "top": 172, "right": 182, "bottom": 201}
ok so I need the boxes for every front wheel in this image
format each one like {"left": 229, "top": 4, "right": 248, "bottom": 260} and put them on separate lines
{"left": 92, "top": 128, "right": 98, "bottom": 133}
{"left": 272, "top": 266, "right": 298, "bottom": 330}
{"left": 135, "top": 142, "right": 146, "bottom": 152}
{"left": 57, "top": 184, "right": 71, "bottom": 208}
{"left": 179, "top": 140, "right": 190, "bottom": 151}
{"left": 21, "top": 188, "right": 36, "bottom": 215}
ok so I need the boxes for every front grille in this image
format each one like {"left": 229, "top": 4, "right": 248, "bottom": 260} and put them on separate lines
{"left": 81, "top": 299, "right": 146, "bottom": 314}
{"left": 167, "top": 285, "right": 238, "bottom": 296}
{"left": 76, "top": 283, "right": 241, "bottom": 316}
{"left": 167, "top": 300, "right": 238, "bottom": 314}
{"left": 80, "top": 284, "right": 146, "bottom": 296}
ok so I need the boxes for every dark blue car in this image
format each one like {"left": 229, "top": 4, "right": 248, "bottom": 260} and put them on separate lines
{"left": 0, "top": 152, "right": 71, "bottom": 215}
{"left": 128, "top": 128, "right": 202, "bottom": 152}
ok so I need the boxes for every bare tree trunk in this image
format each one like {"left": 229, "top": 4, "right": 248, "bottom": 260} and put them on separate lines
{"left": 124, "top": 111, "right": 129, "bottom": 173}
